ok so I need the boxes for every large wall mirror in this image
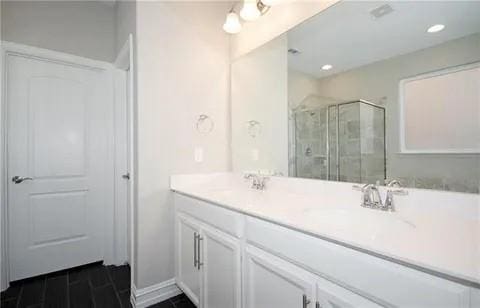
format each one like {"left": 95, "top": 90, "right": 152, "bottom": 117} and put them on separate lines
{"left": 231, "top": 1, "right": 480, "bottom": 194}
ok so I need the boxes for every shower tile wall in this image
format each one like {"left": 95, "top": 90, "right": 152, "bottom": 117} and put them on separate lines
{"left": 397, "top": 176, "right": 479, "bottom": 194}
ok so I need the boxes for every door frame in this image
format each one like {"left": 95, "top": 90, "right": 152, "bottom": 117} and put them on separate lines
{"left": 113, "top": 34, "right": 136, "bottom": 301}
{"left": 0, "top": 40, "right": 120, "bottom": 288}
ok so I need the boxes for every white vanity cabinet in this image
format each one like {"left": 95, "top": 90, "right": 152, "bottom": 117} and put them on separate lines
{"left": 175, "top": 213, "right": 202, "bottom": 306}
{"left": 173, "top": 192, "right": 478, "bottom": 308}
{"left": 244, "top": 245, "right": 380, "bottom": 308}
{"left": 175, "top": 194, "right": 242, "bottom": 308}
{"left": 201, "top": 224, "right": 242, "bottom": 308}
{"left": 315, "top": 275, "right": 382, "bottom": 308}
{"left": 244, "top": 245, "right": 317, "bottom": 308}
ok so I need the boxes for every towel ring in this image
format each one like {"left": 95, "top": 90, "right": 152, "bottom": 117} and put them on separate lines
{"left": 246, "top": 120, "right": 261, "bottom": 138}
{"left": 196, "top": 114, "right": 214, "bottom": 134}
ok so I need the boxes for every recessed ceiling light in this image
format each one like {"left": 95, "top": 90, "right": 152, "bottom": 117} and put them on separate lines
{"left": 322, "top": 64, "right": 333, "bottom": 70}
{"left": 427, "top": 24, "right": 445, "bottom": 33}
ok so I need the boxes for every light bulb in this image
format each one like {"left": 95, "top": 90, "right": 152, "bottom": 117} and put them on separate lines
{"left": 240, "top": 0, "right": 261, "bottom": 21}
{"left": 321, "top": 64, "right": 333, "bottom": 70}
{"left": 223, "top": 12, "right": 242, "bottom": 34}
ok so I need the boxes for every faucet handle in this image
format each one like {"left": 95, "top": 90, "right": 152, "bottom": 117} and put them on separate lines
{"left": 385, "top": 179, "right": 408, "bottom": 195}
{"left": 352, "top": 183, "right": 371, "bottom": 192}
{"left": 386, "top": 179, "right": 402, "bottom": 187}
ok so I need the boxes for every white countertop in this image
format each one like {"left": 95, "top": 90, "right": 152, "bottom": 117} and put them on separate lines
{"left": 170, "top": 173, "right": 480, "bottom": 287}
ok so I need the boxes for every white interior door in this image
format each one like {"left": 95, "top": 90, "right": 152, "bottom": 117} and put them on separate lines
{"left": 7, "top": 53, "right": 112, "bottom": 281}
{"left": 113, "top": 67, "right": 129, "bottom": 265}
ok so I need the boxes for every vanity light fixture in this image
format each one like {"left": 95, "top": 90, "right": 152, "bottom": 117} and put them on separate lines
{"left": 427, "top": 24, "right": 445, "bottom": 33}
{"left": 224, "top": 0, "right": 273, "bottom": 34}
{"left": 223, "top": 11, "right": 242, "bottom": 34}
{"left": 322, "top": 64, "right": 333, "bottom": 70}
{"left": 240, "top": 0, "right": 261, "bottom": 21}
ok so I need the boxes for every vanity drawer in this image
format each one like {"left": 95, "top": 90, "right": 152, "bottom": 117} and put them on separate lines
{"left": 245, "top": 216, "right": 471, "bottom": 307}
{"left": 174, "top": 193, "right": 244, "bottom": 238}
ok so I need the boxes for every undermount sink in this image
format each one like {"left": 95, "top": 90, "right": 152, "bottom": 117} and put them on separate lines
{"left": 299, "top": 207, "right": 417, "bottom": 245}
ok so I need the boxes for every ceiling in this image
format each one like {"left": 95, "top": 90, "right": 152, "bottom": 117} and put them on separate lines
{"left": 7, "top": 0, "right": 118, "bottom": 7}
{"left": 287, "top": 1, "right": 480, "bottom": 79}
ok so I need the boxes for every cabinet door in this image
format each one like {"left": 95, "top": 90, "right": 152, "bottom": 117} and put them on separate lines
{"left": 176, "top": 213, "right": 201, "bottom": 306}
{"left": 201, "top": 225, "right": 241, "bottom": 308}
{"left": 244, "top": 245, "right": 316, "bottom": 308}
{"left": 315, "top": 277, "right": 381, "bottom": 308}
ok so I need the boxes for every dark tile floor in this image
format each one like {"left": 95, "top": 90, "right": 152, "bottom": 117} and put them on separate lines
{"left": 149, "top": 294, "right": 195, "bottom": 308}
{"left": 0, "top": 262, "right": 194, "bottom": 308}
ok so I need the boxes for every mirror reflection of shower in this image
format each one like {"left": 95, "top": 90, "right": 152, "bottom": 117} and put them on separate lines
{"left": 291, "top": 97, "right": 386, "bottom": 184}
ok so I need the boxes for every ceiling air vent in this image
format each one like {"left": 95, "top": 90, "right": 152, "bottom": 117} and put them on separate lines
{"left": 288, "top": 48, "right": 301, "bottom": 55}
{"left": 370, "top": 4, "right": 394, "bottom": 19}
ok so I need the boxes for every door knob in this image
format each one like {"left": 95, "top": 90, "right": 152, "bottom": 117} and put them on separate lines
{"left": 12, "top": 176, "right": 33, "bottom": 184}
{"left": 122, "top": 173, "right": 130, "bottom": 180}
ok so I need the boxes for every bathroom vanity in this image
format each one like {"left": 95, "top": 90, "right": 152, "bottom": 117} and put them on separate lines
{"left": 172, "top": 173, "right": 480, "bottom": 308}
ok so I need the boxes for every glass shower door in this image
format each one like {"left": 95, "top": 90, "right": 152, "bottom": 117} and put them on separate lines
{"left": 294, "top": 108, "right": 328, "bottom": 179}
{"left": 327, "top": 101, "right": 386, "bottom": 184}
{"left": 337, "top": 103, "right": 362, "bottom": 183}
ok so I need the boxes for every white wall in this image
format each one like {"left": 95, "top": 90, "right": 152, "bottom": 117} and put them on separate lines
{"left": 134, "top": 1, "right": 231, "bottom": 289}
{"left": 288, "top": 70, "right": 323, "bottom": 109}
{"left": 1, "top": 1, "right": 116, "bottom": 62}
{"left": 230, "top": 0, "right": 339, "bottom": 59}
{"left": 231, "top": 35, "right": 288, "bottom": 175}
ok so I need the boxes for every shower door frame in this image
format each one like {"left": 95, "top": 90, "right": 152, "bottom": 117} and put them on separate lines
{"left": 326, "top": 100, "right": 386, "bottom": 183}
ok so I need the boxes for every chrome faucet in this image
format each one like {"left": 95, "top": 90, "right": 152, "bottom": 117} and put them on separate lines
{"left": 361, "top": 184, "right": 383, "bottom": 208}
{"left": 383, "top": 180, "right": 408, "bottom": 212}
{"left": 353, "top": 180, "right": 408, "bottom": 212}
{"left": 244, "top": 173, "right": 269, "bottom": 190}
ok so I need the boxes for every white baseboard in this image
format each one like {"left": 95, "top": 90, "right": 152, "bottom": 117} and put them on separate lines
{"left": 131, "top": 279, "right": 181, "bottom": 308}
